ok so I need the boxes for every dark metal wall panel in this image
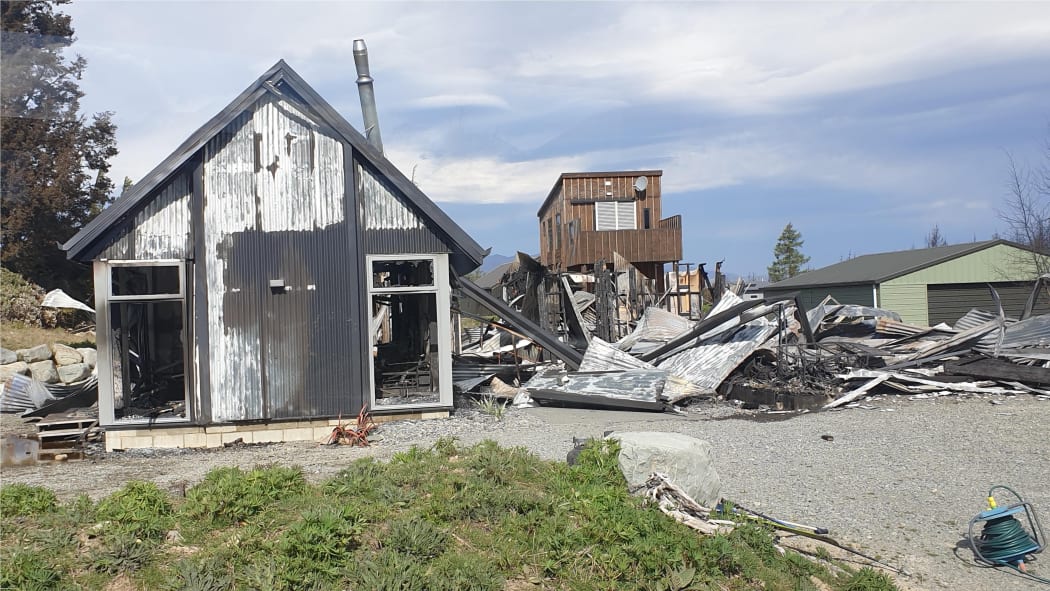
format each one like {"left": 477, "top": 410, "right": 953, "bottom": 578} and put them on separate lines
{"left": 101, "top": 168, "right": 193, "bottom": 260}
{"left": 203, "top": 96, "right": 360, "bottom": 422}
{"left": 927, "top": 282, "right": 1050, "bottom": 326}
{"left": 357, "top": 159, "right": 451, "bottom": 255}
{"left": 765, "top": 285, "right": 874, "bottom": 310}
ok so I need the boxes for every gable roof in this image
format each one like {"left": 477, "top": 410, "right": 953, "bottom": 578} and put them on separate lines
{"left": 537, "top": 170, "right": 662, "bottom": 217}
{"left": 765, "top": 240, "right": 1032, "bottom": 290}
{"left": 64, "top": 60, "right": 485, "bottom": 272}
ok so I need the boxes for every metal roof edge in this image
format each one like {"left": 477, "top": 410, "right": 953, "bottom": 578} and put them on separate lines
{"left": 272, "top": 65, "right": 486, "bottom": 271}
{"left": 64, "top": 62, "right": 287, "bottom": 260}
{"left": 874, "top": 239, "right": 1011, "bottom": 283}
{"left": 65, "top": 60, "right": 485, "bottom": 271}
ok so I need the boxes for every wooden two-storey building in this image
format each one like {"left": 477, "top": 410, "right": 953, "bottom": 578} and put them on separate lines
{"left": 537, "top": 171, "right": 682, "bottom": 289}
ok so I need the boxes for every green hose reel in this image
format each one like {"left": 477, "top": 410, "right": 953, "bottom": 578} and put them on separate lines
{"left": 969, "top": 485, "right": 1045, "bottom": 579}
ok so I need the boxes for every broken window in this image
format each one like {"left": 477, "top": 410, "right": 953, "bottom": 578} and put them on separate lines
{"left": 107, "top": 262, "right": 189, "bottom": 423}
{"left": 368, "top": 255, "right": 451, "bottom": 409}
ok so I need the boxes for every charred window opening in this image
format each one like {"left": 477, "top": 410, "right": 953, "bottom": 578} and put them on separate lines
{"left": 371, "top": 259, "right": 434, "bottom": 288}
{"left": 371, "top": 292, "right": 439, "bottom": 407}
{"left": 108, "top": 263, "right": 188, "bottom": 423}
{"left": 368, "top": 255, "right": 451, "bottom": 410}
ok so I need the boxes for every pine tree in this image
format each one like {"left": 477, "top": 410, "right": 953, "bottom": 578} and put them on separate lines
{"left": 1, "top": 0, "right": 118, "bottom": 297}
{"left": 767, "top": 223, "right": 810, "bottom": 282}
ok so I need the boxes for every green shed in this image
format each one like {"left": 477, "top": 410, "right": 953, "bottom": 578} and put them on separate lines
{"left": 763, "top": 240, "right": 1049, "bottom": 326}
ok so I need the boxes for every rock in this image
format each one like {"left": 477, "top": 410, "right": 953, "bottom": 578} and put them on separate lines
{"left": 77, "top": 348, "right": 97, "bottom": 369}
{"left": 52, "top": 343, "right": 83, "bottom": 366}
{"left": 28, "top": 360, "right": 59, "bottom": 384}
{"left": 57, "top": 363, "right": 91, "bottom": 384}
{"left": 18, "top": 344, "right": 52, "bottom": 363}
{"left": 0, "top": 348, "right": 17, "bottom": 365}
{"left": 609, "top": 431, "right": 722, "bottom": 507}
{"left": 0, "top": 361, "right": 31, "bottom": 381}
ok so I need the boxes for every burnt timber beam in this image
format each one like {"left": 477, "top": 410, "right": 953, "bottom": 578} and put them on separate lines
{"left": 457, "top": 276, "right": 584, "bottom": 369}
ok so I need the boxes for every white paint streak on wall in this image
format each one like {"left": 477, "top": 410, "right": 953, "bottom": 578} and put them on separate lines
{"left": 254, "top": 96, "right": 344, "bottom": 232}
{"left": 203, "top": 110, "right": 261, "bottom": 421}
{"left": 358, "top": 162, "right": 423, "bottom": 230}
{"left": 102, "top": 171, "right": 192, "bottom": 259}
{"left": 201, "top": 96, "right": 346, "bottom": 421}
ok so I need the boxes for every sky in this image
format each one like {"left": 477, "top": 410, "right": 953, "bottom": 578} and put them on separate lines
{"left": 63, "top": 1, "right": 1050, "bottom": 278}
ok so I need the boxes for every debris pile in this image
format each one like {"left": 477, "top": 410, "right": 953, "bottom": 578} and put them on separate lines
{"left": 455, "top": 272, "right": 1050, "bottom": 412}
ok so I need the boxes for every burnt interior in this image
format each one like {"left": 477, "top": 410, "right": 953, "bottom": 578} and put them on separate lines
{"left": 372, "top": 259, "right": 440, "bottom": 406}
{"left": 109, "top": 266, "right": 187, "bottom": 421}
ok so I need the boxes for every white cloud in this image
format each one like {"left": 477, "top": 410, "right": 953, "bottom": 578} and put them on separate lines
{"left": 408, "top": 93, "right": 509, "bottom": 110}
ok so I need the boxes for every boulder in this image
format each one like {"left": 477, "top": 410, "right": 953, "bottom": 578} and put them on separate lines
{"left": 57, "top": 363, "right": 91, "bottom": 384}
{"left": 52, "top": 343, "right": 83, "bottom": 366}
{"left": 0, "top": 348, "right": 17, "bottom": 365}
{"left": 77, "top": 348, "right": 97, "bottom": 369}
{"left": 0, "top": 361, "right": 30, "bottom": 381}
{"left": 28, "top": 360, "right": 59, "bottom": 384}
{"left": 609, "top": 431, "right": 722, "bottom": 507}
{"left": 18, "top": 344, "right": 52, "bottom": 363}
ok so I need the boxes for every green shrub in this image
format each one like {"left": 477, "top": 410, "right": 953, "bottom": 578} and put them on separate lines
{"left": 163, "top": 556, "right": 233, "bottom": 591}
{"left": 91, "top": 532, "right": 156, "bottom": 574}
{"left": 183, "top": 465, "right": 306, "bottom": 526}
{"left": 349, "top": 548, "right": 426, "bottom": 591}
{"left": 426, "top": 551, "right": 504, "bottom": 591}
{"left": 0, "top": 267, "right": 44, "bottom": 324}
{"left": 843, "top": 567, "right": 898, "bottom": 591}
{"left": 275, "top": 505, "right": 365, "bottom": 588}
{"left": 0, "top": 548, "right": 65, "bottom": 590}
{"left": 95, "top": 481, "right": 173, "bottom": 539}
{"left": 384, "top": 517, "right": 447, "bottom": 558}
{"left": 0, "top": 483, "right": 58, "bottom": 517}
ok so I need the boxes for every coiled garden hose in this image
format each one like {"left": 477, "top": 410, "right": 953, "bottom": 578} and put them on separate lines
{"left": 968, "top": 485, "right": 1049, "bottom": 585}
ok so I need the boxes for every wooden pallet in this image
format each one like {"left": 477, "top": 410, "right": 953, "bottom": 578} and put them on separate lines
{"left": 35, "top": 416, "right": 100, "bottom": 449}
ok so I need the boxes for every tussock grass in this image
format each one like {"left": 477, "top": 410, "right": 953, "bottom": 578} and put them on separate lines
{"left": 0, "top": 439, "right": 899, "bottom": 591}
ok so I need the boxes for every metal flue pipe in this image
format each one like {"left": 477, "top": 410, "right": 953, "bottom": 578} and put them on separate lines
{"left": 353, "top": 38, "right": 383, "bottom": 153}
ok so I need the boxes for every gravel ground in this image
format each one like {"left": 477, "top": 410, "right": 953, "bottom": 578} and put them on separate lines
{"left": 2, "top": 393, "right": 1048, "bottom": 591}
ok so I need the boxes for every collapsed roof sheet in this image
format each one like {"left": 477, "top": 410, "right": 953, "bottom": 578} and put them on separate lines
{"left": 656, "top": 325, "right": 777, "bottom": 395}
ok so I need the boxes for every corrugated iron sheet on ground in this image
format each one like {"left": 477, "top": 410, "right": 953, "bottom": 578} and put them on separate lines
{"left": 525, "top": 369, "right": 668, "bottom": 403}
{"left": 616, "top": 307, "right": 693, "bottom": 352}
{"left": 657, "top": 325, "right": 777, "bottom": 395}
{"left": 954, "top": 309, "right": 1017, "bottom": 331}
{"left": 580, "top": 338, "right": 707, "bottom": 402}
{"left": 975, "top": 314, "right": 1050, "bottom": 359}
{"left": 1, "top": 374, "right": 55, "bottom": 413}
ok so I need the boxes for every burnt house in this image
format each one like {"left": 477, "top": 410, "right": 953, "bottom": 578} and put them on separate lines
{"left": 63, "top": 54, "right": 485, "bottom": 449}
{"left": 537, "top": 171, "right": 682, "bottom": 290}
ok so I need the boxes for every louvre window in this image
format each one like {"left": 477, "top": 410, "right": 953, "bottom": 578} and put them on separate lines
{"left": 594, "top": 201, "right": 636, "bottom": 231}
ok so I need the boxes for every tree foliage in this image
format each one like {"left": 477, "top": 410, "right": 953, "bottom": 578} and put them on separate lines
{"left": 1, "top": 0, "right": 117, "bottom": 297}
{"left": 767, "top": 222, "right": 810, "bottom": 282}
{"left": 999, "top": 140, "right": 1050, "bottom": 276}
{"left": 925, "top": 224, "right": 947, "bottom": 248}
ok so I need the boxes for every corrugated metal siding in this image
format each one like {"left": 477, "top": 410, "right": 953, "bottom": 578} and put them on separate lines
{"left": 766, "top": 285, "right": 873, "bottom": 310}
{"left": 203, "top": 96, "right": 357, "bottom": 422}
{"left": 878, "top": 283, "right": 929, "bottom": 325}
{"left": 101, "top": 170, "right": 193, "bottom": 259}
{"left": 357, "top": 159, "right": 450, "bottom": 254}
{"left": 927, "top": 282, "right": 1050, "bottom": 326}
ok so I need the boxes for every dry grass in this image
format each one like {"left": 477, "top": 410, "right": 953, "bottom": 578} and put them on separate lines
{"left": 0, "top": 323, "right": 95, "bottom": 351}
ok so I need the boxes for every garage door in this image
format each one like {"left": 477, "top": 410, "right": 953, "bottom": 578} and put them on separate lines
{"left": 927, "top": 282, "right": 1050, "bottom": 326}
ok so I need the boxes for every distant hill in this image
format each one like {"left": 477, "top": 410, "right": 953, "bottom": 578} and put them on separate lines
{"left": 479, "top": 253, "right": 515, "bottom": 272}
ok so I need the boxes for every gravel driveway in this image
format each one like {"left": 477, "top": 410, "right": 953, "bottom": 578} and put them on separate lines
{"left": 3, "top": 393, "right": 1048, "bottom": 591}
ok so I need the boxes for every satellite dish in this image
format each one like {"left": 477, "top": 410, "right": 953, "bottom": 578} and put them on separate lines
{"left": 633, "top": 176, "right": 648, "bottom": 192}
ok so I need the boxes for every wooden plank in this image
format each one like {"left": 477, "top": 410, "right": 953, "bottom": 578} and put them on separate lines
{"left": 823, "top": 374, "right": 890, "bottom": 409}
{"left": 944, "top": 356, "right": 1050, "bottom": 386}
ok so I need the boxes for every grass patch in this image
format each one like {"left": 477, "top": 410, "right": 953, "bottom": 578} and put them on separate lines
{"left": 0, "top": 441, "right": 900, "bottom": 591}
